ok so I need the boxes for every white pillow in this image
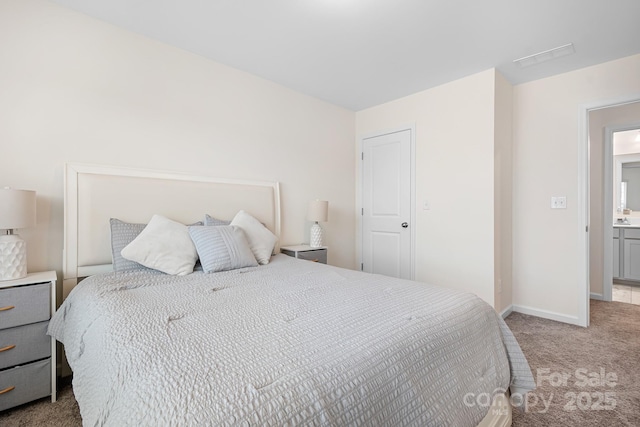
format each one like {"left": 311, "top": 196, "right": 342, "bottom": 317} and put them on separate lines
{"left": 230, "top": 210, "right": 277, "bottom": 265}
{"left": 121, "top": 214, "right": 198, "bottom": 275}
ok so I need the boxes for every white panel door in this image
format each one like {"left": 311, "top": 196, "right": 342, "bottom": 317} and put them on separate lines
{"left": 362, "top": 129, "right": 412, "bottom": 279}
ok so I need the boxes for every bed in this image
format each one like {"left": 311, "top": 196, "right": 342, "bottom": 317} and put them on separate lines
{"left": 49, "top": 163, "right": 535, "bottom": 426}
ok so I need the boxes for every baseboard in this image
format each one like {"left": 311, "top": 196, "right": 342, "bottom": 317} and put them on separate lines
{"left": 613, "top": 278, "right": 640, "bottom": 286}
{"left": 499, "top": 305, "right": 513, "bottom": 319}
{"left": 511, "top": 304, "right": 582, "bottom": 326}
{"left": 590, "top": 292, "right": 604, "bottom": 300}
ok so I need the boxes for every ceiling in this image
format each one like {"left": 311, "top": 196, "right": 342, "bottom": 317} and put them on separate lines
{"left": 51, "top": 0, "right": 640, "bottom": 111}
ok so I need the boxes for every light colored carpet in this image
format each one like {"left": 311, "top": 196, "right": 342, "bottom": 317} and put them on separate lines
{"left": 507, "top": 300, "right": 640, "bottom": 426}
{"left": 1, "top": 300, "right": 638, "bottom": 426}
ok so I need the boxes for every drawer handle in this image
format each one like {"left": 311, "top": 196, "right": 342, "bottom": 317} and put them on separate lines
{"left": 0, "top": 386, "right": 15, "bottom": 395}
{"left": 0, "top": 344, "right": 16, "bottom": 352}
{"left": 0, "top": 306, "right": 15, "bottom": 312}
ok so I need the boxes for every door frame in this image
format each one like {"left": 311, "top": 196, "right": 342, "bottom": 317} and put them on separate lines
{"left": 357, "top": 124, "right": 416, "bottom": 279}
{"left": 603, "top": 121, "right": 640, "bottom": 302}
{"left": 579, "top": 93, "right": 640, "bottom": 327}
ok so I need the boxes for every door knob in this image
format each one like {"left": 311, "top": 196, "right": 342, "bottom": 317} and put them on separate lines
{"left": 401, "top": 222, "right": 408, "bottom": 228}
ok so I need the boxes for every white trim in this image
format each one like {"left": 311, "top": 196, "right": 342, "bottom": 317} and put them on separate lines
{"left": 511, "top": 304, "right": 581, "bottom": 326}
{"left": 578, "top": 93, "right": 640, "bottom": 328}
{"left": 357, "top": 124, "right": 416, "bottom": 279}
{"left": 64, "top": 162, "right": 281, "bottom": 192}
{"left": 578, "top": 102, "right": 590, "bottom": 327}
{"left": 499, "top": 305, "right": 513, "bottom": 319}
{"left": 409, "top": 127, "right": 416, "bottom": 280}
{"left": 589, "top": 292, "right": 604, "bottom": 301}
{"left": 604, "top": 127, "right": 614, "bottom": 303}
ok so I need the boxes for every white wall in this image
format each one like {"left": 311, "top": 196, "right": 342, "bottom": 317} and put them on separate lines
{"left": 494, "top": 72, "right": 513, "bottom": 312}
{"left": 0, "top": 0, "right": 357, "bottom": 291}
{"left": 357, "top": 53, "right": 640, "bottom": 322}
{"left": 512, "top": 54, "right": 640, "bottom": 321}
{"left": 356, "top": 69, "right": 499, "bottom": 307}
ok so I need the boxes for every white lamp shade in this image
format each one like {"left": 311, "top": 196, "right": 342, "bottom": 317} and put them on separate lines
{"left": 0, "top": 188, "right": 36, "bottom": 230}
{"left": 307, "top": 200, "right": 329, "bottom": 222}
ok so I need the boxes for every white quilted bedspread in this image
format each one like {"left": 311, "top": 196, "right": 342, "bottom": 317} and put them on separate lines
{"left": 49, "top": 255, "right": 534, "bottom": 426}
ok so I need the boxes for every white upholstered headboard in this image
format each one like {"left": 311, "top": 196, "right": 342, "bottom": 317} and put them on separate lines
{"left": 63, "top": 163, "right": 281, "bottom": 298}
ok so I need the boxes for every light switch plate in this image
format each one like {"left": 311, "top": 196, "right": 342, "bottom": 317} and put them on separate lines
{"left": 551, "top": 196, "right": 567, "bottom": 209}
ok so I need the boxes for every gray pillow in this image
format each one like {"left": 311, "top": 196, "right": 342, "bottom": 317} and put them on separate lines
{"left": 188, "top": 225, "right": 258, "bottom": 273}
{"left": 110, "top": 219, "right": 148, "bottom": 272}
{"left": 110, "top": 218, "right": 204, "bottom": 272}
{"left": 204, "top": 214, "right": 231, "bottom": 227}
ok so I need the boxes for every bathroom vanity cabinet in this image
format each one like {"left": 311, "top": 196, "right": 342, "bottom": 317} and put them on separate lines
{"left": 614, "top": 226, "right": 640, "bottom": 282}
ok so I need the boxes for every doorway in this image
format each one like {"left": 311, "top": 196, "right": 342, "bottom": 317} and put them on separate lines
{"left": 360, "top": 127, "right": 415, "bottom": 279}
{"left": 584, "top": 97, "right": 640, "bottom": 322}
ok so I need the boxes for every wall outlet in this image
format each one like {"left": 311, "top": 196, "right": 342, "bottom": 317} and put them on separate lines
{"left": 551, "top": 196, "right": 567, "bottom": 209}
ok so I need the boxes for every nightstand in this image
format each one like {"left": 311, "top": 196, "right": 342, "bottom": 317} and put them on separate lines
{"left": 0, "top": 271, "right": 57, "bottom": 411}
{"left": 281, "top": 245, "right": 327, "bottom": 264}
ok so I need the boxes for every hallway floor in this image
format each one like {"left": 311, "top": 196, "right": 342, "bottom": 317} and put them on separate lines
{"left": 612, "top": 283, "right": 640, "bottom": 304}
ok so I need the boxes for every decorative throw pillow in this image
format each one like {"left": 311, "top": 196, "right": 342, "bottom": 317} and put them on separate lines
{"left": 204, "top": 214, "right": 231, "bottom": 227}
{"left": 188, "top": 225, "right": 258, "bottom": 273}
{"left": 109, "top": 219, "right": 149, "bottom": 272}
{"left": 230, "top": 210, "right": 277, "bottom": 265}
{"left": 121, "top": 215, "right": 198, "bottom": 275}
{"left": 110, "top": 218, "right": 203, "bottom": 272}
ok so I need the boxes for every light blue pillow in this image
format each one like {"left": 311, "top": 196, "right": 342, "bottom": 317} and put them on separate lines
{"left": 188, "top": 225, "right": 258, "bottom": 273}
{"left": 204, "top": 214, "right": 231, "bottom": 227}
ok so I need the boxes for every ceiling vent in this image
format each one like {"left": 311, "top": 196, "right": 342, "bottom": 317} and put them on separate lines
{"left": 513, "top": 43, "right": 575, "bottom": 68}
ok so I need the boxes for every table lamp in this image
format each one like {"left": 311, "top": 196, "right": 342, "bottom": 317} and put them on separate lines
{"left": 307, "top": 200, "right": 328, "bottom": 248}
{"left": 0, "top": 188, "right": 36, "bottom": 281}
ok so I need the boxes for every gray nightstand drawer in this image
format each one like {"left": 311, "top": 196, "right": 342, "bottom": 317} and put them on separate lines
{"left": 0, "top": 283, "right": 50, "bottom": 330}
{"left": 0, "top": 271, "right": 57, "bottom": 409}
{"left": 0, "top": 321, "right": 51, "bottom": 370}
{"left": 0, "top": 358, "right": 51, "bottom": 412}
{"left": 296, "top": 250, "right": 327, "bottom": 264}
{"left": 281, "top": 246, "right": 328, "bottom": 264}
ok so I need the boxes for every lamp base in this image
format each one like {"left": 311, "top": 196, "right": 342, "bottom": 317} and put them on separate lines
{"left": 310, "top": 222, "right": 323, "bottom": 248}
{"left": 0, "top": 234, "right": 28, "bottom": 281}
